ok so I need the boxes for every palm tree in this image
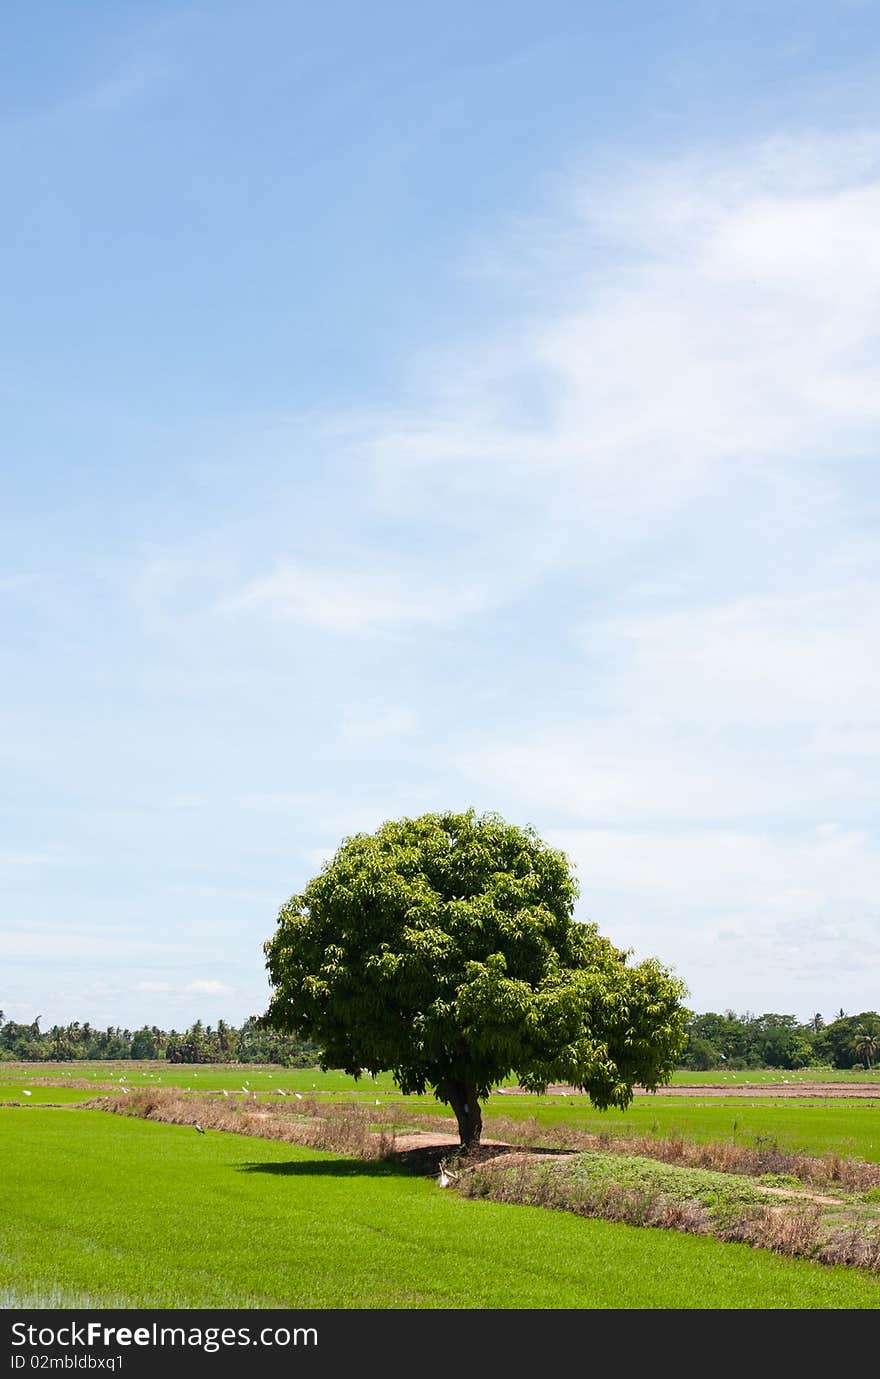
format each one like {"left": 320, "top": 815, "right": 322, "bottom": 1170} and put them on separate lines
{"left": 852, "top": 1025, "right": 880, "bottom": 1071}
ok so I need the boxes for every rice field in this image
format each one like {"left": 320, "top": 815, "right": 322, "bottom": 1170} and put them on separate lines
{"left": 2, "top": 1060, "right": 879, "bottom": 1095}
{"left": 4, "top": 1061, "right": 880, "bottom": 1309}
{"left": 3, "top": 1108, "right": 880, "bottom": 1309}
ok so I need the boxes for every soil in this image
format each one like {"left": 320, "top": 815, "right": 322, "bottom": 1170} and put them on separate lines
{"left": 517, "top": 1082, "right": 880, "bottom": 1099}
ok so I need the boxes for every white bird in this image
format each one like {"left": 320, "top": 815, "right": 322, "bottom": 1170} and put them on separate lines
{"left": 559, "top": 1091, "right": 568, "bottom": 1098}
{"left": 276, "top": 1088, "right": 286, "bottom": 1096}
{"left": 241, "top": 1086, "right": 249, "bottom": 1093}
{"left": 438, "top": 1168, "right": 450, "bottom": 1188}
{"left": 221, "top": 1089, "right": 229, "bottom": 1097}
{"left": 22, "top": 1089, "right": 32, "bottom": 1097}
{"left": 120, "top": 1087, "right": 130, "bottom": 1095}
{"left": 294, "top": 1092, "right": 303, "bottom": 1100}
{"left": 375, "top": 1098, "right": 381, "bottom": 1105}
{"left": 194, "top": 1122, "right": 205, "bottom": 1134}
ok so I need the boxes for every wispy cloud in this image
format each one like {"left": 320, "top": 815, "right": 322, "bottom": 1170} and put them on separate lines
{"left": 223, "top": 560, "right": 493, "bottom": 633}
{"left": 14, "top": 122, "right": 880, "bottom": 1025}
{"left": 360, "top": 131, "right": 880, "bottom": 551}
{"left": 141, "top": 132, "right": 880, "bottom": 655}
{"left": 185, "top": 979, "right": 231, "bottom": 996}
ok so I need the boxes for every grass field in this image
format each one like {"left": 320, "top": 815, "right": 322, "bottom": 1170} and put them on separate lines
{"left": 3, "top": 1108, "right": 880, "bottom": 1309}
{"left": 4, "top": 1062, "right": 879, "bottom": 1163}
{"left": 2, "top": 1061, "right": 879, "bottom": 1094}
{"left": 461, "top": 1099, "right": 880, "bottom": 1163}
{"left": 0, "top": 1083, "right": 99, "bottom": 1104}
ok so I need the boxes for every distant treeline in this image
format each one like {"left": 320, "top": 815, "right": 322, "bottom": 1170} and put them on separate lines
{"left": 681, "top": 1010, "right": 880, "bottom": 1071}
{"left": 0, "top": 1013, "right": 319, "bottom": 1067}
{"left": 1, "top": 1008, "right": 878, "bottom": 1071}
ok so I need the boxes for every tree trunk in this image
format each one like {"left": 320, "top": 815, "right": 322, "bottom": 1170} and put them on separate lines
{"left": 446, "top": 1079, "right": 482, "bottom": 1150}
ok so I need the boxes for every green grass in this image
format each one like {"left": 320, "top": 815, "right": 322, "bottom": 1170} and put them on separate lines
{"left": 0, "top": 1083, "right": 103, "bottom": 1104}
{"left": 570, "top": 1151, "right": 780, "bottom": 1225}
{"left": 2, "top": 1060, "right": 878, "bottom": 1095}
{"left": 2, "top": 1109, "right": 880, "bottom": 1309}
{"left": 0, "top": 1062, "right": 383, "bottom": 1096}
{"left": 471, "top": 1097, "right": 880, "bottom": 1163}
{"left": 4, "top": 1062, "right": 880, "bottom": 1162}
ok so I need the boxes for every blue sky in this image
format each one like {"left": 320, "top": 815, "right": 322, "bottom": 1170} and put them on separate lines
{"left": 3, "top": 2, "right": 879, "bottom": 1031}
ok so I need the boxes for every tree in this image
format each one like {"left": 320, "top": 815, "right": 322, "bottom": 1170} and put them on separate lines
{"left": 263, "top": 809, "right": 688, "bottom": 1149}
{"left": 819, "top": 1012, "right": 880, "bottom": 1069}
{"left": 131, "top": 1026, "right": 159, "bottom": 1059}
{"left": 852, "top": 1024, "right": 880, "bottom": 1071}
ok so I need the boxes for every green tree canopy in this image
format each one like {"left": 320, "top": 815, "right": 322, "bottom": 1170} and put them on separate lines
{"left": 263, "top": 809, "right": 688, "bottom": 1148}
{"left": 852, "top": 1023, "right": 880, "bottom": 1071}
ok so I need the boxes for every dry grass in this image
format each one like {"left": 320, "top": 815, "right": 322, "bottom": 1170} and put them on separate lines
{"left": 720, "top": 1206, "right": 880, "bottom": 1270}
{"left": 84, "top": 1089, "right": 395, "bottom": 1159}
{"left": 409, "top": 1112, "right": 880, "bottom": 1192}
{"left": 456, "top": 1155, "right": 716, "bottom": 1235}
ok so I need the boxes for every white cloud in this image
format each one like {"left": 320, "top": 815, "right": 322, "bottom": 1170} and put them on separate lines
{"left": 24, "top": 127, "right": 879, "bottom": 1025}
{"left": 543, "top": 824, "right": 880, "bottom": 1015}
{"left": 549, "top": 825, "right": 880, "bottom": 905}
{"left": 185, "top": 979, "right": 231, "bottom": 996}
{"left": 145, "top": 132, "right": 880, "bottom": 653}
{"left": 361, "top": 131, "right": 880, "bottom": 563}
{"left": 223, "top": 561, "right": 492, "bottom": 634}
{"left": 581, "top": 587, "right": 880, "bottom": 728}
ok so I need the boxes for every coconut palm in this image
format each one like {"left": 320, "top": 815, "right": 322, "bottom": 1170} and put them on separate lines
{"left": 852, "top": 1025, "right": 880, "bottom": 1071}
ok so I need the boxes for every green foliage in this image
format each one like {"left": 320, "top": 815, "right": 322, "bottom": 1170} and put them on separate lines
{"left": 678, "top": 1009, "right": 880, "bottom": 1071}
{"left": 264, "top": 809, "right": 688, "bottom": 1142}
{"left": 571, "top": 1151, "right": 771, "bottom": 1227}
{"left": 817, "top": 1013, "right": 880, "bottom": 1070}
{"left": 0, "top": 1014, "right": 316, "bottom": 1067}
{"left": 852, "top": 1024, "right": 880, "bottom": 1071}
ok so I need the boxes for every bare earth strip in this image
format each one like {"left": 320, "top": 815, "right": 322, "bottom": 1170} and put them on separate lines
{"left": 509, "top": 1082, "right": 880, "bottom": 1099}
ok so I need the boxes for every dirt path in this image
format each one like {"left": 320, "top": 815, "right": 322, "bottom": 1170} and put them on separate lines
{"left": 504, "top": 1082, "right": 880, "bottom": 1099}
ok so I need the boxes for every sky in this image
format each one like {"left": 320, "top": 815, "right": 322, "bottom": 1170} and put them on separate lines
{"left": 2, "top": 1, "right": 879, "bottom": 1032}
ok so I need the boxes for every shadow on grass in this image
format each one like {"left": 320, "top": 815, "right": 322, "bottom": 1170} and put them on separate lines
{"left": 239, "top": 1142, "right": 549, "bottom": 1180}
{"left": 238, "top": 1158, "right": 408, "bottom": 1179}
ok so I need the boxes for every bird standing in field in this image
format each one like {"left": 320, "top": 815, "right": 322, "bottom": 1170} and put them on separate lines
{"left": 194, "top": 1122, "right": 205, "bottom": 1134}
